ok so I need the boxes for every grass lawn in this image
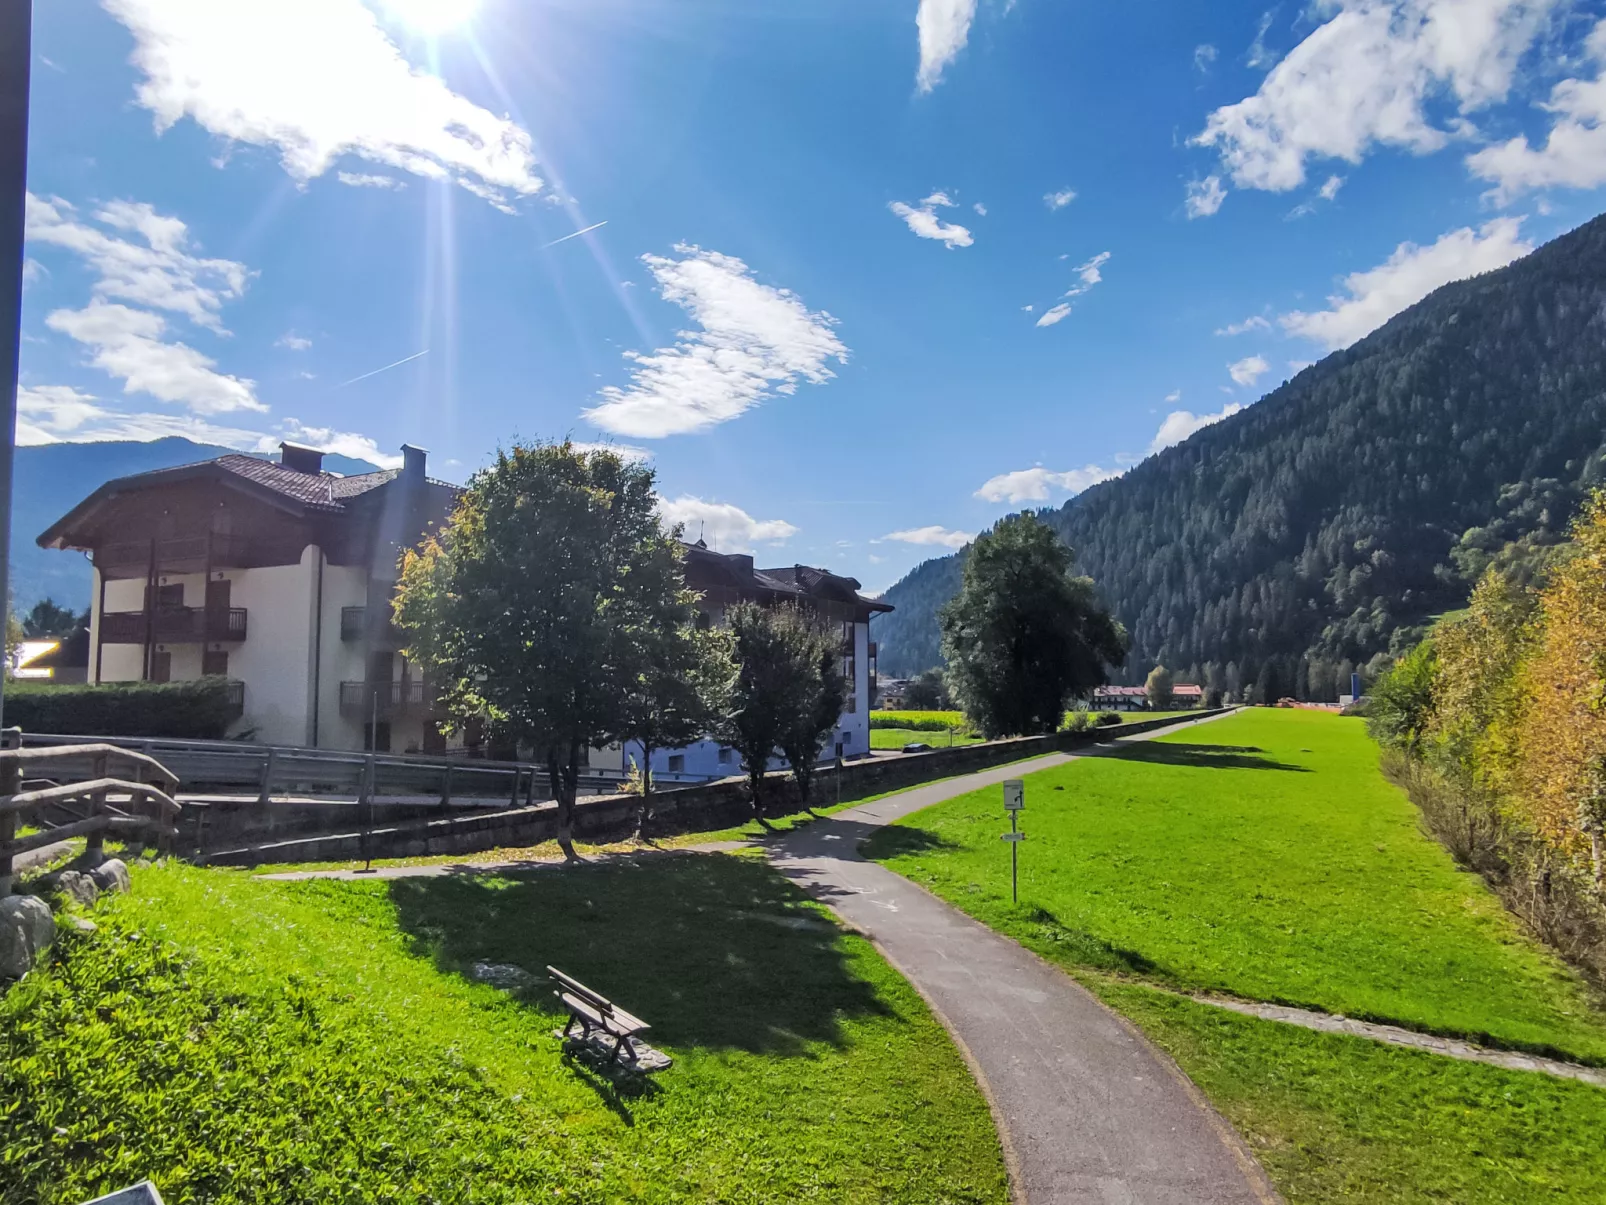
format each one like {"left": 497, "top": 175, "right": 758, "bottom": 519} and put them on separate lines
{"left": 863, "top": 708, "right": 1606, "bottom": 1202}
{"left": 1, "top": 857, "right": 1007, "bottom": 1205}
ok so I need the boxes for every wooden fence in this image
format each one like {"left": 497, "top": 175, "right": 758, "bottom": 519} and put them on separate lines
{"left": 0, "top": 742, "right": 181, "bottom": 896}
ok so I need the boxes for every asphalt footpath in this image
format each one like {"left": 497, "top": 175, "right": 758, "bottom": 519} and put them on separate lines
{"left": 767, "top": 713, "right": 1281, "bottom": 1205}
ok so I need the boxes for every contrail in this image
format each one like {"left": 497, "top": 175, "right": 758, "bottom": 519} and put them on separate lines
{"left": 334, "top": 349, "right": 429, "bottom": 390}
{"left": 543, "top": 220, "right": 607, "bottom": 248}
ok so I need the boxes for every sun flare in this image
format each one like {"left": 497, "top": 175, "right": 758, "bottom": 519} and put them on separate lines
{"left": 383, "top": 0, "right": 480, "bottom": 35}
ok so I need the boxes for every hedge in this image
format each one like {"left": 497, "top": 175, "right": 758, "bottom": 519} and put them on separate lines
{"left": 4, "top": 678, "right": 242, "bottom": 740}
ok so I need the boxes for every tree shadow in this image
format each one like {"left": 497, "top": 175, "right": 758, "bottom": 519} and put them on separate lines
{"left": 1092, "top": 741, "right": 1311, "bottom": 772}
{"left": 857, "top": 823, "right": 960, "bottom": 862}
{"left": 388, "top": 853, "right": 893, "bottom": 1057}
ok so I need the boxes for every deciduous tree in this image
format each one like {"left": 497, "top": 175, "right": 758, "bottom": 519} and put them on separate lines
{"left": 939, "top": 514, "right": 1127, "bottom": 738}
{"left": 1145, "top": 665, "right": 1174, "bottom": 710}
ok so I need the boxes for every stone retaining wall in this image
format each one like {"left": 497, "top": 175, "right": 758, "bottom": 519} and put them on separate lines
{"left": 201, "top": 710, "right": 1227, "bottom": 867}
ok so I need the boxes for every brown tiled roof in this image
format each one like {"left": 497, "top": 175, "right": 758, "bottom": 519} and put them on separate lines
{"left": 213, "top": 455, "right": 397, "bottom": 511}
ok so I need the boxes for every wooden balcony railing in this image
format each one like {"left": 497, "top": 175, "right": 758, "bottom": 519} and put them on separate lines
{"left": 101, "top": 607, "right": 248, "bottom": 645}
{"left": 97, "top": 533, "right": 255, "bottom": 572}
{"left": 340, "top": 606, "right": 402, "bottom": 644}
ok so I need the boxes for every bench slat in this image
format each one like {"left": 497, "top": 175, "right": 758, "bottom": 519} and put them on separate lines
{"left": 558, "top": 991, "right": 650, "bottom": 1037}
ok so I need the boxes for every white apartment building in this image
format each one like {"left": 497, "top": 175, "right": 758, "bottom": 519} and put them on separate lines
{"left": 37, "top": 443, "right": 459, "bottom": 752}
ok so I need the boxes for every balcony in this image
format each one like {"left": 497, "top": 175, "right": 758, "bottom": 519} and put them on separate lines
{"left": 101, "top": 607, "right": 248, "bottom": 645}
{"left": 340, "top": 605, "right": 403, "bottom": 644}
{"left": 339, "top": 679, "right": 433, "bottom": 718}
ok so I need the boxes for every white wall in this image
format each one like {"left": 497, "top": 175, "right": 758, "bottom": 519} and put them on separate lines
{"left": 314, "top": 562, "right": 369, "bottom": 751}
{"left": 225, "top": 551, "right": 318, "bottom": 745}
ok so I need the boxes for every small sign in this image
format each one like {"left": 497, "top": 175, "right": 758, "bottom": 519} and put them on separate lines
{"left": 1000, "top": 831, "right": 1025, "bottom": 843}
{"left": 1003, "top": 779, "right": 1024, "bottom": 811}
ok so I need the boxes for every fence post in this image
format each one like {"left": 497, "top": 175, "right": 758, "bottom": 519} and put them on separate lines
{"left": 439, "top": 762, "right": 454, "bottom": 811}
{"left": 85, "top": 750, "right": 108, "bottom": 864}
{"left": 509, "top": 766, "right": 521, "bottom": 809}
{"left": 524, "top": 764, "right": 535, "bottom": 807}
{"left": 257, "top": 747, "right": 277, "bottom": 808}
{"left": 0, "top": 756, "right": 16, "bottom": 898}
{"left": 123, "top": 759, "right": 148, "bottom": 861}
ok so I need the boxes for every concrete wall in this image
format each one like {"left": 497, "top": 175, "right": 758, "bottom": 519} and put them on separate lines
{"left": 204, "top": 710, "right": 1229, "bottom": 866}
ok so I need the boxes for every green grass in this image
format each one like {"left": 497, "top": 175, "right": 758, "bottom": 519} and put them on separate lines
{"left": 870, "top": 710, "right": 968, "bottom": 731}
{"left": 869, "top": 727, "right": 986, "bottom": 750}
{"left": 1, "top": 858, "right": 1007, "bottom": 1205}
{"left": 863, "top": 709, "right": 1606, "bottom": 1202}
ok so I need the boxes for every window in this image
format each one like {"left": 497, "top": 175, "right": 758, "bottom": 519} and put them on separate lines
{"left": 202, "top": 649, "right": 229, "bottom": 676}
{"left": 718, "top": 747, "right": 733, "bottom": 764}
{"left": 668, "top": 754, "right": 685, "bottom": 773}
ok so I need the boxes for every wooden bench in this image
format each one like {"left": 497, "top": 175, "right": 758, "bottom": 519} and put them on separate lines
{"left": 548, "top": 966, "right": 652, "bottom": 1066}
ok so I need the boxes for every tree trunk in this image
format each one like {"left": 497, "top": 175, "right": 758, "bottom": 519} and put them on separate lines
{"left": 748, "top": 762, "right": 776, "bottom": 830}
{"left": 635, "top": 737, "right": 655, "bottom": 841}
{"left": 548, "top": 744, "right": 580, "bottom": 863}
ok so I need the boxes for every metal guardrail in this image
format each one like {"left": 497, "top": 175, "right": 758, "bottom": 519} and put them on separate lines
{"left": 8, "top": 731, "right": 714, "bottom": 805}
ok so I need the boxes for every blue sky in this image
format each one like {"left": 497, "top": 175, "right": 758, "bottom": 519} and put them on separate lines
{"left": 17, "top": 0, "right": 1606, "bottom": 592}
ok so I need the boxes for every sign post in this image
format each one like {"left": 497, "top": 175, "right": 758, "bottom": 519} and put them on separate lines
{"left": 1002, "top": 778, "right": 1024, "bottom": 904}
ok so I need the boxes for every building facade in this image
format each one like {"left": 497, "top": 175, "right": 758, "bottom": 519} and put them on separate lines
{"left": 615, "top": 541, "right": 893, "bottom": 780}
{"left": 38, "top": 443, "right": 459, "bottom": 752}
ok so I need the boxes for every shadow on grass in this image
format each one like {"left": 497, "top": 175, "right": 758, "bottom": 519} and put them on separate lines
{"left": 388, "top": 852, "right": 892, "bottom": 1057}
{"left": 858, "top": 824, "right": 961, "bottom": 862}
{"left": 1093, "top": 742, "right": 1311, "bottom": 773}
{"left": 1023, "top": 906, "right": 1174, "bottom": 980}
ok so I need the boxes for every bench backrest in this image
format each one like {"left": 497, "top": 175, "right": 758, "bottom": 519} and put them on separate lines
{"left": 547, "top": 966, "right": 613, "bottom": 1014}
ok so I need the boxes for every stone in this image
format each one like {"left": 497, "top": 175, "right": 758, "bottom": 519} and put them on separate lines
{"left": 64, "top": 915, "right": 98, "bottom": 935}
{"left": 0, "top": 895, "right": 57, "bottom": 979}
{"left": 56, "top": 870, "right": 100, "bottom": 908}
{"left": 471, "top": 961, "right": 537, "bottom": 991}
{"left": 88, "top": 858, "right": 131, "bottom": 895}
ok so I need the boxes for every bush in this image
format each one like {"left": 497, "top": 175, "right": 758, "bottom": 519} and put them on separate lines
{"left": 5, "top": 678, "right": 243, "bottom": 740}
{"left": 1095, "top": 712, "right": 1122, "bottom": 727}
{"left": 1063, "top": 712, "right": 1090, "bottom": 734}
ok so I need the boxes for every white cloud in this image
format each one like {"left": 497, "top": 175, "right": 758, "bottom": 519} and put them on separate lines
{"left": 25, "top": 193, "right": 249, "bottom": 332}
{"left": 659, "top": 495, "right": 798, "bottom": 551}
{"left": 1193, "top": 0, "right": 1554, "bottom": 195}
{"left": 337, "top": 171, "right": 405, "bottom": 189}
{"left": 882, "top": 525, "right": 975, "bottom": 549}
{"left": 974, "top": 464, "right": 1119, "bottom": 503}
{"left": 1185, "top": 175, "right": 1226, "bottom": 218}
{"left": 1247, "top": 9, "right": 1279, "bottom": 70}
{"left": 916, "top": 0, "right": 979, "bottom": 93}
{"left": 1195, "top": 43, "right": 1219, "bottom": 72}
{"left": 263, "top": 420, "right": 403, "bottom": 469}
{"left": 47, "top": 302, "right": 264, "bottom": 414}
{"left": 276, "top": 331, "right": 312, "bottom": 351}
{"left": 1319, "top": 173, "right": 1346, "bottom": 200}
{"left": 1468, "top": 18, "right": 1606, "bottom": 201}
{"left": 1035, "top": 251, "right": 1110, "bottom": 327}
{"left": 21, "top": 257, "right": 45, "bottom": 285}
{"left": 973, "top": 201, "right": 988, "bottom": 216}
{"left": 15, "top": 383, "right": 269, "bottom": 447}
{"left": 889, "top": 194, "right": 975, "bottom": 248}
{"left": 1216, "top": 315, "right": 1271, "bottom": 335}
{"left": 1044, "top": 187, "right": 1077, "bottom": 210}
{"left": 1164, "top": 389, "right": 1182, "bottom": 403}
{"left": 1228, "top": 354, "right": 1271, "bottom": 387}
{"left": 1149, "top": 402, "right": 1244, "bottom": 453}
{"left": 583, "top": 245, "right": 847, "bottom": 438}
{"left": 1280, "top": 217, "right": 1532, "bottom": 349}
{"left": 103, "top": 0, "right": 543, "bottom": 209}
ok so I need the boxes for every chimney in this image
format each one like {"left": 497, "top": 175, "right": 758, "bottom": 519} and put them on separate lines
{"left": 280, "top": 442, "right": 325, "bottom": 475}
{"left": 401, "top": 444, "right": 427, "bottom": 481}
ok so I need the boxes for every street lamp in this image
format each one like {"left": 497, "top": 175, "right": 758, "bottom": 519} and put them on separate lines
{"left": 0, "top": 1, "right": 31, "bottom": 726}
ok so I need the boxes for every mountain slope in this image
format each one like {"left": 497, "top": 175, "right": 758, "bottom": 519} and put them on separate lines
{"left": 10, "top": 438, "right": 382, "bottom": 611}
{"left": 877, "top": 211, "right": 1606, "bottom": 695}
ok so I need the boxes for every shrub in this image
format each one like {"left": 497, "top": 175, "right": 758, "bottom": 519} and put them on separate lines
{"left": 1095, "top": 712, "right": 1122, "bottom": 727}
{"left": 1064, "top": 712, "right": 1091, "bottom": 734}
{"left": 5, "top": 678, "right": 243, "bottom": 740}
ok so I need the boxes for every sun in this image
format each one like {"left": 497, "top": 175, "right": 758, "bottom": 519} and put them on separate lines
{"left": 383, "top": 0, "right": 480, "bottom": 35}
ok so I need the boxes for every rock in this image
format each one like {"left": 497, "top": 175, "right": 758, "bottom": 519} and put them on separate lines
{"left": 0, "top": 895, "right": 57, "bottom": 979}
{"left": 88, "top": 859, "right": 131, "bottom": 895}
{"left": 471, "top": 962, "right": 537, "bottom": 991}
{"left": 63, "top": 915, "right": 98, "bottom": 935}
{"left": 56, "top": 870, "right": 100, "bottom": 908}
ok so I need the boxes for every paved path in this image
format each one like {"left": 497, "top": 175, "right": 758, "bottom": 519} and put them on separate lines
{"left": 767, "top": 714, "right": 1281, "bottom": 1205}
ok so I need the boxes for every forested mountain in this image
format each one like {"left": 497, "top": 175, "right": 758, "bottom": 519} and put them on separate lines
{"left": 11, "top": 438, "right": 381, "bottom": 611}
{"left": 876, "top": 211, "right": 1606, "bottom": 700}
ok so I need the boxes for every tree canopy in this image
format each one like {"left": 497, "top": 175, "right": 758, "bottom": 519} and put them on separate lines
{"left": 939, "top": 514, "right": 1127, "bottom": 738}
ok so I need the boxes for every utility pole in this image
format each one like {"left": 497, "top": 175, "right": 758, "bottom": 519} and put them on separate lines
{"left": 0, "top": 1, "right": 32, "bottom": 727}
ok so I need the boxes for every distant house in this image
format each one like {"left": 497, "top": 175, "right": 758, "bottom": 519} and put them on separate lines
{"left": 616, "top": 541, "right": 894, "bottom": 779}
{"left": 37, "top": 443, "right": 459, "bottom": 751}
{"left": 875, "top": 677, "right": 912, "bottom": 709}
{"left": 1090, "top": 685, "right": 1149, "bottom": 711}
{"left": 1172, "top": 684, "right": 1204, "bottom": 707}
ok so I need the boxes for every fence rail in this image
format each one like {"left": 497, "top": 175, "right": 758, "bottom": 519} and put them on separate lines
{"left": 0, "top": 742, "right": 182, "bottom": 896}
